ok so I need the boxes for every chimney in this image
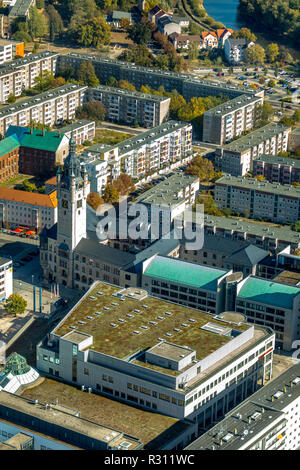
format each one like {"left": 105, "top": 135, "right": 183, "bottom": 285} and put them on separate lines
{"left": 30, "top": 128, "right": 33, "bottom": 134}
{"left": 261, "top": 407, "right": 264, "bottom": 414}
{"left": 42, "top": 128, "right": 45, "bottom": 136}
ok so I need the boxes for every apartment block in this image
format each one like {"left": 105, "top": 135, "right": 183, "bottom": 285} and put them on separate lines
{"left": 0, "top": 83, "right": 87, "bottom": 135}
{"left": 253, "top": 154, "right": 300, "bottom": 184}
{"left": 215, "top": 174, "right": 300, "bottom": 224}
{"left": 215, "top": 123, "right": 291, "bottom": 176}
{"left": 0, "top": 39, "right": 24, "bottom": 64}
{"left": 186, "top": 363, "right": 300, "bottom": 450}
{"left": 202, "top": 94, "right": 263, "bottom": 145}
{"left": 87, "top": 85, "right": 170, "bottom": 128}
{"left": 288, "top": 127, "right": 300, "bottom": 152}
{"left": 0, "top": 51, "right": 58, "bottom": 104}
{"left": 224, "top": 38, "right": 254, "bottom": 64}
{"left": 36, "top": 281, "right": 275, "bottom": 429}
{"left": 58, "top": 119, "right": 95, "bottom": 145}
{"left": 0, "top": 188, "right": 57, "bottom": 231}
{"left": 8, "top": 0, "right": 36, "bottom": 21}
{"left": 81, "top": 120, "right": 193, "bottom": 181}
{"left": 142, "top": 255, "right": 232, "bottom": 314}
{"left": 236, "top": 276, "right": 300, "bottom": 351}
{"left": 59, "top": 53, "right": 262, "bottom": 103}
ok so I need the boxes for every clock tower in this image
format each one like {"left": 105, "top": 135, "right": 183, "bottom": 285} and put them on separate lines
{"left": 56, "top": 134, "right": 90, "bottom": 286}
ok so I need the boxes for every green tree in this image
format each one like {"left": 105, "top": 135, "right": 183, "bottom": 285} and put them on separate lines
{"left": 106, "top": 76, "right": 118, "bottom": 87}
{"left": 6, "top": 94, "right": 16, "bottom": 104}
{"left": 34, "top": 71, "right": 54, "bottom": 92}
{"left": 5, "top": 294, "right": 27, "bottom": 317}
{"left": 28, "top": 6, "right": 49, "bottom": 39}
{"left": 256, "top": 102, "right": 274, "bottom": 127}
{"left": 76, "top": 15, "right": 111, "bottom": 48}
{"left": 127, "top": 22, "right": 151, "bottom": 44}
{"left": 77, "top": 61, "right": 99, "bottom": 87}
{"left": 118, "top": 80, "right": 136, "bottom": 91}
{"left": 265, "top": 43, "right": 279, "bottom": 63}
{"left": 47, "top": 4, "right": 64, "bottom": 42}
{"left": 188, "top": 41, "right": 199, "bottom": 61}
{"left": 244, "top": 44, "right": 265, "bottom": 64}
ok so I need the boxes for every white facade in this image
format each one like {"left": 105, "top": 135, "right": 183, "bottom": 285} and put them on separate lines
{"left": 0, "top": 257, "right": 12, "bottom": 301}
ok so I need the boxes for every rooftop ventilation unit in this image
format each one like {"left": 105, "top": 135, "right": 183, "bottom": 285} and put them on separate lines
{"left": 165, "top": 333, "right": 173, "bottom": 337}
{"left": 110, "top": 323, "right": 118, "bottom": 328}
{"left": 174, "top": 328, "right": 181, "bottom": 333}
{"left": 103, "top": 307, "right": 110, "bottom": 311}
{"left": 141, "top": 325, "right": 149, "bottom": 330}
{"left": 133, "top": 330, "right": 140, "bottom": 334}
{"left": 119, "top": 441, "right": 132, "bottom": 449}
{"left": 94, "top": 311, "right": 101, "bottom": 315}
{"left": 164, "top": 311, "right": 172, "bottom": 316}
{"left": 89, "top": 296, "right": 96, "bottom": 300}
{"left": 157, "top": 316, "right": 164, "bottom": 320}
{"left": 181, "top": 323, "right": 189, "bottom": 327}
{"left": 78, "top": 321, "right": 86, "bottom": 325}
{"left": 111, "top": 302, "right": 118, "bottom": 306}
{"left": 126, "top": 314, "right": 134, "bottom": 318}
{"left": 97, "top": 291, "right": 103, "bottom": 295}
{"left": 149, "top": 321, "right": 157, "bottom": 325}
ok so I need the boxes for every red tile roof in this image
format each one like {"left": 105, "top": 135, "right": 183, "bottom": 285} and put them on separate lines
{"left": 0, "top": 188, "right": 57, "bottom": 208}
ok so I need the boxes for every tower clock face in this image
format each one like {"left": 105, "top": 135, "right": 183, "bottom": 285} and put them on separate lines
{"left": 62, "top": 199, "right": 68, "bottom": 209}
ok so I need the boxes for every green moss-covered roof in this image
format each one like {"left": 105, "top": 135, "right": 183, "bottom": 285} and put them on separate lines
{"left": 144, "top": 256, "right": 228, "bottom": 291}
{"left": 237, "top": 277, "right": 300, "bottom": 309}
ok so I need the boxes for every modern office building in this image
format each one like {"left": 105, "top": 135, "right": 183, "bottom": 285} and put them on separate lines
{"left": 215, "top": 123, "right": 291, "bottom": 176}
{"left": 36, "top": 280, "right": 275, "bottom": 429}
{"left": 253, "top": 154, "right": 300, "bottom": 184}
{"left": 0, "top": 51, "right": 58, "bottom": 104}
{"left": 87, "top": 85, "right": 170, "bottom": 128}
{"left": 0, "top": 256, "right": 12, "bottom": 301}
{"left": 235, "top": 276, "right": 300, "bottom": 351}
{"left": 185, "top": 362, "right": 300, "bottom": 450}
{"left": 0, "top": 187, "right": 57, "bottom": 231}
{"left": 0, "top": 83, "right": 87, "bottom": 135}
{"left": 58, "top": 120, "right": 95, "bottom": 145}
{"left": 214, "top": 174, "right": 300, "bottom": 224}
{"left": 59, "top": 53, "right": 262, "bottom": 103}
{"left": 202, "top": 94, "right": 263, "bottom": 145}
{"left": 141, "top": 255, "right": 232, "bottom": 314}
{"left": 81, "top": 121, "right": 193, "bottom": 181}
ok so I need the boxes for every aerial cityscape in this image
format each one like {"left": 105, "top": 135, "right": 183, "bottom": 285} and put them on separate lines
{"left": 0, "top": 0, "right": 299, "bottom": 455}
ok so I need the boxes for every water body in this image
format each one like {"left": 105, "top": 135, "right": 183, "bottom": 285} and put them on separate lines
{"left": 203, "top": 0, "right": 244, "bottom": 30}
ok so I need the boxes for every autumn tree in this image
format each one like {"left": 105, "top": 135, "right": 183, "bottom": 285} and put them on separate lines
{"left": 118, "top": 80, "right": 136, "bottom": 91}
{"left": 120, "top": 18, "right": 131, "bottom": 30}
{"left": 232, "top": 28, "right": 256, "bottom": 42}
{"left": 112, "top": 174, "right": 135, "bottom": 195}
{"left": 186, "top": 154, "right": 217, "bottom": 181}
{"left": 75, "top": 101, "right": 106, "bottom": 121}
{"left": 87, "top": 192, "right": 104, "bottom": 210}
{"left": 50, "top": 76, "right": 66, "bottom": 88}
{"left": 103, "top": 183, "right": 119, "bottom": 203}
{"left": 244, "top": 44, "right": 265, "bottom": 64}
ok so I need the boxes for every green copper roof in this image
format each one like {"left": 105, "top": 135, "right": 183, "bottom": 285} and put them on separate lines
{"left": 5, "top": 126, "right": 64, "bottom": 152}
{"left": 3, "top": 352, "right": 30, "bottom": 376}
{"left": 0, "top": 135, "right": 20, "bottom": 158}
{"left": 144, "top": 255, "right": 227, "bottom": 291}
{"left": 237, "top": 277, "right": 300, "bottom": 309}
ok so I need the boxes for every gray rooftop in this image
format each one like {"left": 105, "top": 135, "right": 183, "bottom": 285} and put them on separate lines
{"left": 89, "top": 84, "right": 171, "bottom": 103}
{"left": 9, "top": 0, "right": 35, "bottom": 17}
{"left": 222, "top": 123, "right": 291, "bottom": 154}
{"left": 0, "top": 51, "right": 58, "bottom": 78}
{"left": 185, "top": 362, "right": 300, "bottom": 450}
{"left": 58, "top": 119, "right": 95, "bottom": 134}
{"left": 0, "top": 84, "right": 87, "bottom": 119}
{"left": 253, "top": 153, "right": 300, "bottom": 169}
{"left": 204, "top": 94, "right": 262, "bottom": 117}
{"left": 216, "top": 174, "right": 300, "bottom": 198}
{"left": 134, "top": 172, "right": 198, "bottom": 207}
{"left": 87, "top": 120, "right": 190, "bottom": 156}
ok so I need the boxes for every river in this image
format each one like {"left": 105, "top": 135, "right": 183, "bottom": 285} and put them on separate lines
{"left": 203, "top": 0, "right": 244, "bottom": 30}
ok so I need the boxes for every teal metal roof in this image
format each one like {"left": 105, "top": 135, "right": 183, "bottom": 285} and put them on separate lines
{"left": 0, "top": 135, "right": 20, "bottom": 158}
{"left": 5, "top": 126, "right": 64, "bottom": 152}
{"left": 237, "top": 277, "right": 300, "bottom": 309}
{"left": 144, "top": 255, "right": 228, "bottom": 291}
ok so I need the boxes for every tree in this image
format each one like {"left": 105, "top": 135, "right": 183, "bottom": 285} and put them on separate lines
{"left": 77, "top": 61, "right": 99, "bottom": 87}
{"left": 268, "top": 79, "right": 276, "bottom": 88}
{"left": 50, "top": 76, "right": 66, "bottom": 88}
{"left": 76, "top": 101, "right": 106, "bottom": 121}
{"left": 265, "top": 43, "right": 279, "bottom": 63}
{"left": 195, "top": 191, "right": 222, "bottom": 216}
{"left": 155, "top": 54, "right": 169, "bottom": 70}
{"left": 28, "top": 6, "right": 49, "bottom": 39}
{"left": 47, "top": 4, "right": 64, "bottom": 42}
{"left": 36, "top": 0, "right": 45, "bottom": 8}
{"left": 106, "top": 76, "right": 118, "bottom": 88}
{"left": 186, "top": 154, "right": 217, "bottom": 181}
{"left": 76, "top": 16, "right": 111, "bottom": 48}
{"left": 112, "top": 174, "right": 135, "bottom": 195}
{"left": 293, "top": 110, "right": 300, "bottom": 123}
{"left": 34, "top": 71, "right": 54, "bottom": 92}
{"left": 6, "top": 94, "right": 16, "bottom": 104}
{"left": 244, "top": 44, "right": 265, "bottom": 64}
{"left": 87, "top": 192, "right": 104, "bottom": 210}
{"left": 103, "top": 183, "right": 119, "bottom": 203}
{"left": 188, "top": 41, "right": 199, "bottom": 61}
{"left": 254, "top": 174, "right": 265, "bottom": 181}
{"left": 29, "top": 120, "right": 51, "bottom": 131}
{"left": 12, "top": 30, "right": 32, "bottom": 45}
{"left": 118, "top": 80, "right": 136, "bottom": 91}
{"left": 5, "top": 294, "right": 27, "bottom": 317}
{"left": 255, "top": 102, "right": 274, "bottom": 127}
{"left": 278, "top": 46, "right": 293, "bottom": 64}
{"left": 127, "top": 23, "right": 151, "bottom": 45}
{"left": 120, "top": 17, "right": 131, "bottom": 30}
{"left": 232, "top": 28, "right": 256, "bottom": 42}
{"left": 169, "top": 93, "right": 186, "bottom": 119}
